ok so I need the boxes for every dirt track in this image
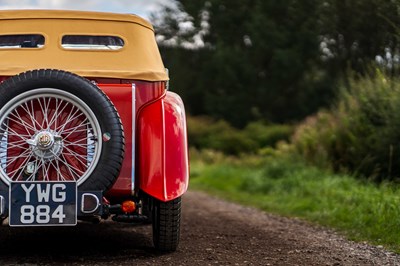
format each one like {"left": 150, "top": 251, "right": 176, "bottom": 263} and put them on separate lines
{"left": 0, "top": 190, "right": 399, "bottom": 265}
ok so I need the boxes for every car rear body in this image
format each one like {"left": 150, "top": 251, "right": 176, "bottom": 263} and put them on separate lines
{"left": 0, "top": 9, "right": 189, "bottom": 251}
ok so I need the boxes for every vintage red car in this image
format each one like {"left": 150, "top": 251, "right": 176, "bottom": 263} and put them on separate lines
{"left": 0, "top": 9, "right": 189, "bottom": 252}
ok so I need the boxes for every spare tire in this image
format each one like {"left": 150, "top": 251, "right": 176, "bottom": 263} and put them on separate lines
{"left": 0, "top": 69, "right": 124, "bottom": 192}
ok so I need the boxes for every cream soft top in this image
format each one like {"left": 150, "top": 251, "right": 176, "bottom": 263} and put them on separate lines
{"left": 0, "top": 9, "right": 168, "bottom": 81}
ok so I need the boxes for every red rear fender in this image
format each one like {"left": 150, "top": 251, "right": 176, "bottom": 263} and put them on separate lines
{"left": 138, "top": 91, "right": 189, "bottom": 202}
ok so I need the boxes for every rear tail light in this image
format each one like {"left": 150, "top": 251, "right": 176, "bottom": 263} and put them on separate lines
{"left": 121, "top": 200, "right": 136, "bottom": 213}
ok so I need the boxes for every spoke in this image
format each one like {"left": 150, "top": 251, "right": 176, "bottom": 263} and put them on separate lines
{"left": 30, "top": 100, "right": 42, "bottom": 130}
{"left": 7, "top": 167, "right": 20, "bottom": 178}
{"left": 56, "top": 106, "right": 82, "bottom": 133}
{"left": 44, "top": 158, "right": 52, "bottom": 181}
{"left": 9, "top": 110, "right": 36, "bottom": 133}
{"left": 64, "top": 142, "right": 96, "bottom": 155}
{"left": 59, "top": 112, "right": 86, "bottom": 134}
{"left": 61, "top": 121, "right": 91, "bottom": 133}
{"left": 0, "top": 142, "right": 28, "bottom": 150}
{"left": 10, "top": 109, "right": 32, "bottom": 130}
{"left": 54, "top": 98, "right": 60, "bottom": 129}
{"left": 49, "top": 154, "right": 63, "bottom": 181}
{"left": 1, "top": 132, "right": 31, "bottom": 138}
{"left": 62, "top": 124, "right": 91, "bottom": 137}
{"left": 65, "top": 153, "right": 87, "bottom": 171}
{"left": 44, "top": 97, "right": 52, "bottom": 129}
{"left": 37, "top": 97, "right": 50, "bottom": 129}
{"left": 0, "top": 138, "right": 26, "bottom": 147}
{"left": 64, "top": 142, "right": 92, "bottom": 149}
{"left": 53, "top": 101, "right": 73, "bottom": 129}
{"left": 63, "top": 130, "right": 89, "bottom": 141}
{"left": 40, "top": 157, "right": 46, "bottom": 181}
{"left": 24, "top": 173, "right": 35, "bottom": 181}
{"left": 3, "top": 149, "right": 32, "bottom": 169}
{"left": 7, "top": 152, "right": 34, "bottom": 179}
{"left": 4, "top": 114, "right": 35, "bottom": 134}
{"left": 58, "top": 154, "right": 85, "bottom": 179}
{"left": 7, "top": 138, "right": 27, "bottom": 145}
{"left": 0, "top": 154, "right": 30, "bottom": 161}
{"left": 47, "top": 98, "right": 65, "bottom": 130}
{"left": 6, "top": 148, "right": 31, "bottom": 163}
{"left": 48, "top": 149, "right": 68, "bottom": 181}
{"left": 63, "top": 146, "right": 90, "bottom": 167}
{"left": 20, "top": 101, "right": 38, "bottom": 131}
{"left": 0, "top": 124, "right": 31, "bottom": 141}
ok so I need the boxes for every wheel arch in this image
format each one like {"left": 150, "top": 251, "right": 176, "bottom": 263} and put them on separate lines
{"left": 137, "top": 91, "right": 189, "bottom": 202}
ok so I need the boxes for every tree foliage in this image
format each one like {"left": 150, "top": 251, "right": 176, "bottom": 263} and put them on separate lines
{"left": 151, "top": 0, "right": 400, "bottom": 127}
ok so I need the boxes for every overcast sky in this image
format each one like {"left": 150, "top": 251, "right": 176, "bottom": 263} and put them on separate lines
{"left": 0, "top": 0, "right": 175, "bottom": 20}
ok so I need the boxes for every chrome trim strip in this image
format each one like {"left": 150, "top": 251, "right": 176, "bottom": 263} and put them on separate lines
{"left": 131, "top": 83, "right": 136, "bottom": 195}
{"left": 0, "top": 195, "right": 4, "bottom": 216}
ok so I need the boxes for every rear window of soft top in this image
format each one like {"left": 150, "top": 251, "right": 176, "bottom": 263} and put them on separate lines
{"left": 61, "top": 35, "right": 124, "bottom": 50}
{"left": 0, "top": 34, "right": 45, "bottom": 49}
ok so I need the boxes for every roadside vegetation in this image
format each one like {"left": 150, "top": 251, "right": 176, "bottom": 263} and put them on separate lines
{"left": 293, "top": 71, "right": 400, "bottom": 182}
{"left": 187, "top": 71, "right": 400, "bottom": 253}
{"left": 190, "top": 149, "right": 400, "bottom": 253}
{"left": 151, "top": 0, "right": 400, "bottom": 255}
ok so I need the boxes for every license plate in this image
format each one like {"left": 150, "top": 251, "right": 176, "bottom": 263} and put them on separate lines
{"left": 9, "top": 182, "right": 77, "bottom": 226}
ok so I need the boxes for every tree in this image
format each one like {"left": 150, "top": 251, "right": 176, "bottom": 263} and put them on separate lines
{"left": 319, "top": 0, "right": 400, "bottom": 76}
{"left": 151, "top": 0, "right": 400, "bottom": 127}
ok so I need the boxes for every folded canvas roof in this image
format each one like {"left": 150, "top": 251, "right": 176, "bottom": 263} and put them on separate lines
{"left": 0, "top": 9, "right": 168, "bottom": 81}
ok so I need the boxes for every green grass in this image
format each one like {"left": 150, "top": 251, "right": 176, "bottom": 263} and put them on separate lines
{"left": 189, "top": 150, "right": 400, "bottom": 253}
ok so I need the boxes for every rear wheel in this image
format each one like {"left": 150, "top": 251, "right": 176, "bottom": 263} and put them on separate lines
{"left": 152, "top": 197, "right": 182, "bottom": 252}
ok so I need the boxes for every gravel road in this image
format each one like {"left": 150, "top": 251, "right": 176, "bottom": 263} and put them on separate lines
{"left": 0, "top": 190, "right": 399, "bottom": 265}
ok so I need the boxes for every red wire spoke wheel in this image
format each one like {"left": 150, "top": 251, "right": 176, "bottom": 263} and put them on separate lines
{"left": 0, "top": 69, "right": 124, "bottom": 191}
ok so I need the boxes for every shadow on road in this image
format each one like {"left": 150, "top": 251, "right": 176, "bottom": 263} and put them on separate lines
{"left": 0, "top": 219, "right": 160, "bottom": 264}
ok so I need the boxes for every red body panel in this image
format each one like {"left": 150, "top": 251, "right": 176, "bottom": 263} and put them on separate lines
{"left": 138, "top": 91, "right": 189, "bottom": 202}
{"left": 99, "top": 81, "right": 165, "bottom": 201}
{"left": 0, "top": 76, "right": 189, "bottom": 202}
{"left": 100, "top": 84, "right": 134, "bottom": 199}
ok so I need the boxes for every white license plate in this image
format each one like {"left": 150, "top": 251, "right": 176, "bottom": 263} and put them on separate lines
{"left": 9, "top": 182, "right": 77, "bottom": 226}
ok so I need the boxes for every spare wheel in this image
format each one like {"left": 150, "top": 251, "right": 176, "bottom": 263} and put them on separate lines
{"left": 0, "top": 69, "right": 124, "bottom": 191}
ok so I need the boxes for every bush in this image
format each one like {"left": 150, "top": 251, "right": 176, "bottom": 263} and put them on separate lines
{"left": 187, "top": 116, "right": 256, "bottom": 155}
{"left": 187, "top": 116, "right": 294, "bottom": 155}
{"left": 292, "top": 71, "right": 400, "bottom": 181}
{"left": 243, "top": 122, "right": 294, "bottom": 149}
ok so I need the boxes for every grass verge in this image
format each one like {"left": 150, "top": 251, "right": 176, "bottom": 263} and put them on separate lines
{"left": 189, "top": 149, "right": 400, "bottom": 253}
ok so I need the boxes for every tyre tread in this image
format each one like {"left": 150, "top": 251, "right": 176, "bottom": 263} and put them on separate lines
{"left": 153, "top": 197, "right": 182, "bottom": 252}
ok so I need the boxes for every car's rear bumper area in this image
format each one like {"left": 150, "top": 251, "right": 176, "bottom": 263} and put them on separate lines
{"left": 0, "top": 189, "right": 149, "bottom": 226}
{"left": 0, "top": 190, "right": 103, "bottom": 225}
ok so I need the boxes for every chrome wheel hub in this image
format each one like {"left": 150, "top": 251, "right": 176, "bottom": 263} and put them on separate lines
{"left": 27, "top": 130, "right": 63, "bottom": 161}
